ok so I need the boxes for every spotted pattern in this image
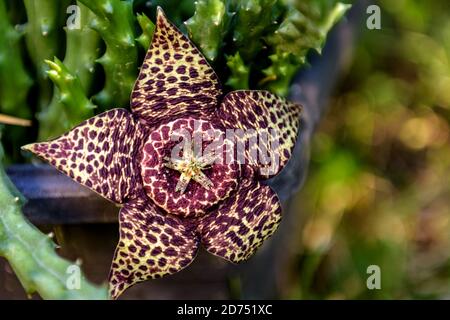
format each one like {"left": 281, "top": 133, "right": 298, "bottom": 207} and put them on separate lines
{"left": 22, "top": 109, "right": 146, "bottom": 203}
{"left": 109, "top": 197, "right": 199, "bottom": 299}
{"left": 217, "top": 90, "right": 302, "bottom": 179}
{"left": 197, "top": 178, "right": 282, "bottom": 262}
{"left": 140, "top": 117, "right": 240, "bottom": 218}
{"left": 131, "top": 7, "right": 222, "bottom": 126}
{"left": 22, "top": 8, "right": 302, "bottom": 300}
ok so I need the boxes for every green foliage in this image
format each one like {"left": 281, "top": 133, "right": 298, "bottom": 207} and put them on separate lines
{"left": 225, "top": 52, "right": 250, "bottom": 89}
{"left": 0, "top": 0, "right": 32, "bottom": 119}
{"left": 0, "top": 141, "right": 108, "bottom": 300}
{"left": 42, "top": 58, "right": 96, "bottom": 137}
{"left": 136, "top": 13, "right": 155, "bottom": 50}
{"left": 231, "top": 0, "right": 280, "bottom": 61}
{"left": 185, "top": 0, "right": 234, "bottom": 62}
{"left": 38, "top": 2, "right": 100, "bottom": 140}
{"left": 23, "top": 0, "right": 68, "bottom": 110}
{"left": 78, "top": 0, "right": 138, "bottom": 109}
{"left": 263, "top": 0, "right": 351, "bottom": 95}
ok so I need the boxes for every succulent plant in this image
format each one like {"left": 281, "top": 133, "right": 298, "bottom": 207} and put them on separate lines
{"left": 0, "top": 141, "right": 108, "bottom": 300}
{"left": 22, "top": 9, "right": 302, "bottom": 298}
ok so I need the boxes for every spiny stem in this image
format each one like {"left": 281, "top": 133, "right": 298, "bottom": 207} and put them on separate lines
{"left": 37, "top": 2, "right": 100, "bottom": 140}
{"left": 23, "top": 0, "right": 68, "bottom": 110}
{"left": 78, "top": 0, "right": 138, "bottom": 109}
{"left": 0, "top": 0, "right": 33, "bottom": 119}
{"left": 0, "top": 142, "right": 109, "bottom": 300}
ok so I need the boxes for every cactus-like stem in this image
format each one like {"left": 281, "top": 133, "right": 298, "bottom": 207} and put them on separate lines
{"left": 225, "top": 52, "right": 250, "bottom": 89}
{"left": 78, "top": 0, "right": 138, "bottom": 109}
{"left": 38, "top": 2, "right": 100, "bottom": 141}
{"left": 0, "top": 0, "right": 33, "bottom": 119}
{"left": 263, "top": 1, "right": 351, "bottom": 95}
{"left": 38, "top": 58, "right": 96, "bottom": 140}
{"left": 136, "top": 13, "right": 155, "bottom": 50}
{"left": 0, "top": 143, "right": 108, "bottom": 300}
{"left": 231, "top": 0, "right": 280, "bottom": 61}
{"left": 141, "top": 0, "right": 195, "bottom": 26}
{"left": 23, "top": 0, "right": 67, "bottom": 111}
{"left": 260, "top": 52, "right": 299, "bottom": 96}
{"left": 185, "top": 0, "right": 234, "bottom": 62}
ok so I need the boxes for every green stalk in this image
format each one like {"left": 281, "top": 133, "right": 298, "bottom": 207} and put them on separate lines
{"left": 78, "top": 0, "right": 138, "bottom": 109}
{"left": 231, "top": 0, "right": 280, "bottom": 61}
{"left": 136, "top": 13, "right": 155, "bottom": 50}
{"left": 23, "top": 0, "right": 67, "bottom": 111}
{"left": 185, "top": 0, "right": 234, "bottom": 62}
{"left": 225, "top": 52, "right": 250, "bottom": 89}
{"left": 263, "top": 1, "right": 351, "bottom": 95}
{"left": 0, "top": 142, "right": 108, "bottom": 300}
{"left": 38, "top": 2, "right": 100, "bottom": 140}
{"left": 0, "top": 0, "right": 32, "bottom": 119}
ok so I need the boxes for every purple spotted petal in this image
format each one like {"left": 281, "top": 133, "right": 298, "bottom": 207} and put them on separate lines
{"left": 197, "top": 178, "right": 282, "bottom": 263}
{"left": 22, "top": 109, "right": 146, "bottom": 204}
{"left": 109, "top": 197, "right": 199, "bottom": 299}
{"left": 217, "top": 90, "right": 302, "bottom": 179}
{"left": 130, "top": 7, "right": 222, "bottom": 126}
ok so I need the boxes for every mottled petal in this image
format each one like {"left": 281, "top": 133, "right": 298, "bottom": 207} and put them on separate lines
{"left": 217, "top": 90, "right": 302, "bottom": 179}
{"left": 109, "top": 198, "right": 199, "bottom": 299}
{"left": 130, "top": 7, "right": 222, "bottom": 126}
{"left": 197, "top": 178, "right": 282, "bottom": 263}
{"left": 22, "top": 109, "right": 145, "bottom": 204}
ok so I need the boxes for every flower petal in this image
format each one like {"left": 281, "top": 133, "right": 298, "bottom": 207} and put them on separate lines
{"left": 109, "top": 197, "right": 199, "bottom": 299}
{"left": 22, "top": 109, "right": 145, "bottom": 204}
{"left": 130, "top": 7, "right": 222, "bottom": 126}
{"left": 197, "top": 178, "right": 282, "bottom": 263}
{"left": 217, "top": 90, "right": 302, "bottom": 179}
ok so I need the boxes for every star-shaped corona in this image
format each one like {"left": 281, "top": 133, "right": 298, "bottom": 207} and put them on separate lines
{"left": 22, "top": 7, "right": 302, "bottom": 299}
{"left": 164, "top": 146, "right": 215, "bottom": 194}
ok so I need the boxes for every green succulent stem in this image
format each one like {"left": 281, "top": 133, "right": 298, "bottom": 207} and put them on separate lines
{"left": 225, "top": 52, "right": 250, "bottom": 89}
{"left": 23, "top": 0, "right": 67, "bottom": 110}
{"left": 185, "top": 0, "right": 235, "bottom": 62}
{"left": 78, "top": 0, "right": 138, "bottom": 109}
{"left": 0, "top": 143, "right": 108, "bottom": 300}
{"left": 37, "top": 2, "right": 100, "bottom": 141}
{"left": 136, "top": 13, "right": 155, "bottom": 50}
{"left": 0, "top": 0, "right": 33, "bottom": 119}
{"left": 231, "top": 0, "right": 280, "bottom": 61}
{"left": 263, "top": 0, "right": 351, "bottom": 95}
{"left": 38, "top": 58, "right": 96, "bottom": 141}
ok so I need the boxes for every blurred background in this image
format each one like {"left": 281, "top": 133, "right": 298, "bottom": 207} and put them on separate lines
{"left": 289, "top": 0, "right": 450, "bottom": 299}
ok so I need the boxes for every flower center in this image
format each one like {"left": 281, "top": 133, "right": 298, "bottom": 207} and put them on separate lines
{"left": 163, "top": 148, "right": 215, "bottom": 194}
{"left": 140, "top": 117, "right": 240, "bottom": 218}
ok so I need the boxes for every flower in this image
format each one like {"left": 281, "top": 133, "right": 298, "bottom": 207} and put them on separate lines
{"left": 22, "top": 8, "right": 302, "bottom": 299}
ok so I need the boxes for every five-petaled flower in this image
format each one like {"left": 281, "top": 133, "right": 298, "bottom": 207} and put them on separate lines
{"left": 23, "top": 8, "right": 302, "bottom": 299}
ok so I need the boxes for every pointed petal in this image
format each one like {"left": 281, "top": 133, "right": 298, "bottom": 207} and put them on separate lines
{"left": 22, "top": 109, "right": 145, "bottom": 204}
{"left": 197, "top": 178, "right": 282, "bottom": 263}
{"left": 130, "top": 8, "right": 222, "bottom": 126}
{"left": 109, "top": 198, "right": 199, "bottom": 299}
{"left": 217, "top": 90, "right": 302, "bottom": 179}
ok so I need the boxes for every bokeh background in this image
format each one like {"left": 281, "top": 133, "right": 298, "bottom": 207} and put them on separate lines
{"left": 289, "top": 0, "right": 450, "bottom": 299}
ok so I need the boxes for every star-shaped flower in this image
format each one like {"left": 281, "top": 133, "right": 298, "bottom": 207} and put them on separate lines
{"left": 22, "top": 8, "right": 302, "bottom": 299}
